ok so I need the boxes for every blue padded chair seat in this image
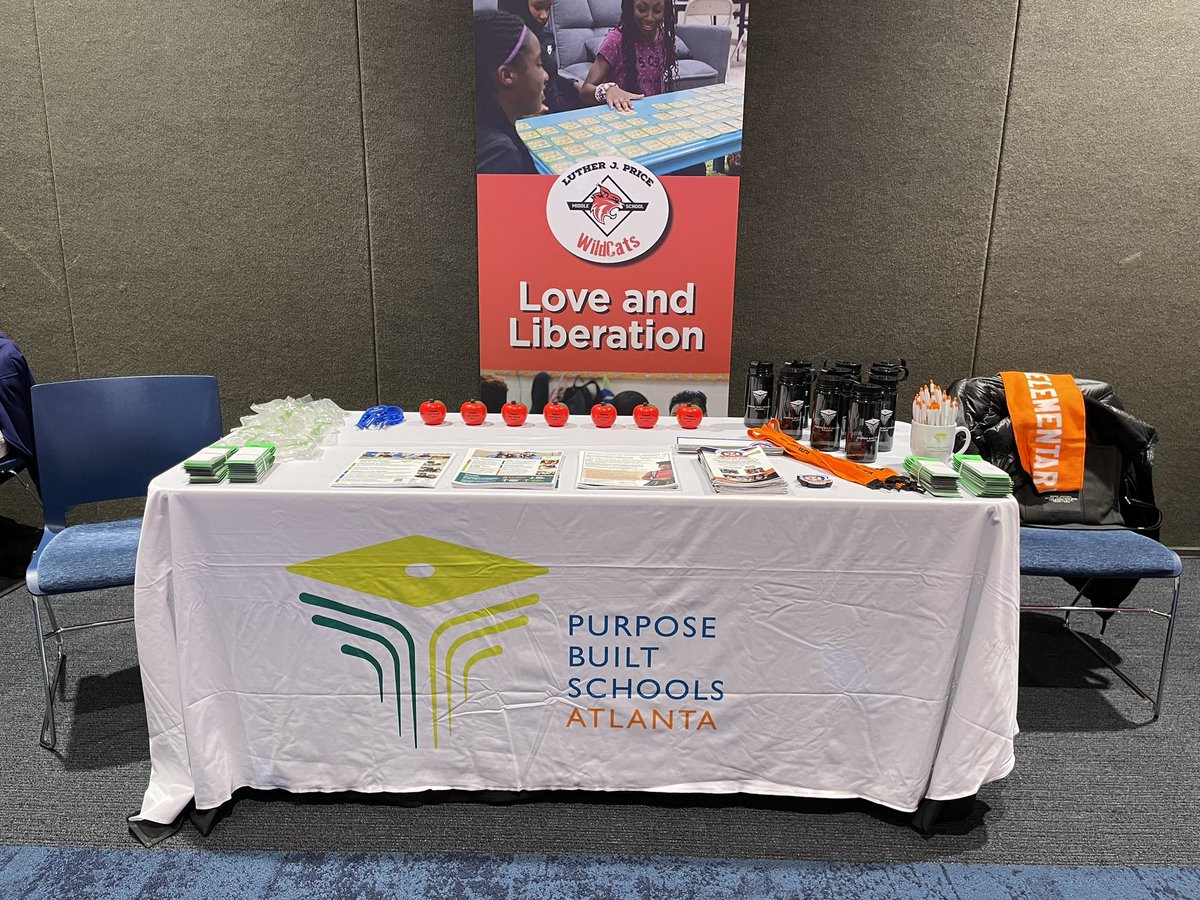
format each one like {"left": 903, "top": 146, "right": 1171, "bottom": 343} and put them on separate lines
{"left": 33, "top": 518, "right": 142, "bottom": 593}
{"left": 1020, "top": 527, "right": 1183, "bottom": 579}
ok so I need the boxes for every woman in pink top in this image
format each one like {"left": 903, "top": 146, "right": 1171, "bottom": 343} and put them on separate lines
{"left": 581, "top": 0, "right": 679, "bottom": 112}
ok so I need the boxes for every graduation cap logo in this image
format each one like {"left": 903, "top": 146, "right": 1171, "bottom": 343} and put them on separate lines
{"left": 289, "top": 536, "right": 547, "bottom": 749}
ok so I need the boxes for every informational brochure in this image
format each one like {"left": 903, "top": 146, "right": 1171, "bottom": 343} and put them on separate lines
{"left": 577, "top": 451, "right": 678, "bottom": 490}
{"left": 452, "top": 448, "right": 562, "bottom": 489}
{"left": 331, "top": 451, "right": 454, "bottom": 488}
{"left": 698, "top": 446, "right": 789, "bottom": 494}
{"left": 675, "top": 436, "right": 783, "bottom": 456}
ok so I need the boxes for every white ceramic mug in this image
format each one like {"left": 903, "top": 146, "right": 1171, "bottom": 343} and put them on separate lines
{"left": 909, "top": 423, "right": 971, "bottom": 463}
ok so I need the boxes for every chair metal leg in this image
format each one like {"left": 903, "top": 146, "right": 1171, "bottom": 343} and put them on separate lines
{"left": 1153, "top": 575, "right": 1182, "bottom": 720}
{"left": 13, "top": 470, "right": 41, "bottom": 507}
{"left": 31, "top": 596, "right": 59, "bottom": 750}
{"left": 1021, "top": 573, "right": 1181, "bottom": 720}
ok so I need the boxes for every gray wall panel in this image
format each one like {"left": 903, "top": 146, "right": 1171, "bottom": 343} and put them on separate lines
{"left": 0, "top": 1, "right": 74, "bottom": 528}
{"left": 730, "top": 0, "right": 1018, "bottom": 411}
{"left": 359, "top": 0, "right": 479, "bottom": 408}
{"left": 0, "top": 1, "right": 76, "bottom": 382}
{"left": 978, "top": 1, "right": 1200, "bottom": 544}
{"left": 34, "top": 0, "right": 377, "bottom": 424}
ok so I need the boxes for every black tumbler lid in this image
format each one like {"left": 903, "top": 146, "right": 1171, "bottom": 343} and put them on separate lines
{"left": 748, "top": 360, "right": 774, "bottom": 377}
{"left": 780, "top": 361, "right": 812, "bottom": 380}
{"left": 869, "top": 359, "right": 909, "bottom": 382}
{"left": 850, "top": 382, "right": 884, "bottom": 399}
{"left": 814, "top": 370, "right": 845, "bottom": 388}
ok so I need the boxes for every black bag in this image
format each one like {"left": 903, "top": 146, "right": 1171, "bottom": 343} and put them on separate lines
{"left": 561, "top": 379, "right": 603, "bottom": 415}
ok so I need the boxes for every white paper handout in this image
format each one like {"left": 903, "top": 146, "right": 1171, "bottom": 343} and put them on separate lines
{"left": 331, "top": 451, "right": 454, "bottom": 488}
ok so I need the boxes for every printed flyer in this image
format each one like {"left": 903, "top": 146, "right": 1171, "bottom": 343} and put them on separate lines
{"left": 472, "top": 0, "right": 751, "bottom": 418}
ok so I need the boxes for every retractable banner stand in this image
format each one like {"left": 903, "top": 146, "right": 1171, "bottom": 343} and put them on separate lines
{"left": 472, "top": 1, "right": 750, "bottom": 416}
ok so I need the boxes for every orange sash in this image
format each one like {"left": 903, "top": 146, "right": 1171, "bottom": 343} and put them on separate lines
{"left": 999, "top": 372, "right": 1086, "bottom": 493}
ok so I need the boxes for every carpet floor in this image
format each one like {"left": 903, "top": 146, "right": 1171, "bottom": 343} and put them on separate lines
{"left": 0, "top": 563, "right": 1194, "bottom": 868}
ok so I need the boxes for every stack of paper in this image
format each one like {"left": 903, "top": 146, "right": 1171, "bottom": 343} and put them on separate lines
{"left": 675, "top": 436, "right": 783, "bottom": 456}
{"left": 953, "top": 454, "right": 1014, "bottom": 497}
{"left": 577, "top": 451, "right": 678, "bottom": 490}
{"left": 452, "top": 448, "right": 562, "bottom": 489}
{"left": 182, "top": 445, "right": 235, "bottom": 484}
{"left": 698, "top": 446, "right": 789, "bottom": 495}
{"left": 903, "top": 456, "right": 961, "bottom": 498}
{"left": 226, "top": 444, "right": 276, "bottom": 483}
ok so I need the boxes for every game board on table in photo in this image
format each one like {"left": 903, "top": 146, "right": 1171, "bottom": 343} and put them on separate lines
{"left": 516, "top": 83, "right": 744, "bottom": 176}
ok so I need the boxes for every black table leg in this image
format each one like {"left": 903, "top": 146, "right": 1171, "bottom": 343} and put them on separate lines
{"left": 911, "top": 794, "right": 978, "bottom": 835}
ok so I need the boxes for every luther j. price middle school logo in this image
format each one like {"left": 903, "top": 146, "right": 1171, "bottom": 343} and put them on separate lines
{"left": 546, "top": 157, "right": 669, "bottom": 264}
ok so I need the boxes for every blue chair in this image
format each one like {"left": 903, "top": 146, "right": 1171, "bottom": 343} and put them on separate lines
{"left": 24, "top": 375, "right": 222, "bottom": 749}
{"left": 1020, "top": 527, "right": 1183, "bottom": 720}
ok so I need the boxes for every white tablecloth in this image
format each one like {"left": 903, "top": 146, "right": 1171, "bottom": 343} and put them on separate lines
{"left": 133, "top": 415, "right": 1019, "bottom": 824}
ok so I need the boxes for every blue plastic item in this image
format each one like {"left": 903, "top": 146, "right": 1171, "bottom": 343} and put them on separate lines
{"left": 355, "top": 405, "right": 405, "bottom": 429}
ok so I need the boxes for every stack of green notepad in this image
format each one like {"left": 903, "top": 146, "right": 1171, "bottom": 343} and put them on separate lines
{"left": 182, "top": 445, "right": 235, "bottom": 484}
{"left": 953, "top": 454, "right": 1014, "bottom": 497}
{"left": 226, "top": 443, "right": 276, "bottom": 483}
{"left": 903, "top": 456, "right": 961, "bottom": 498}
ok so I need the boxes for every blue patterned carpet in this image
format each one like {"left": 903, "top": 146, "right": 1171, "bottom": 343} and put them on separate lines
{"left": 2, "top": 848, "right": 1199, "bottom": 900}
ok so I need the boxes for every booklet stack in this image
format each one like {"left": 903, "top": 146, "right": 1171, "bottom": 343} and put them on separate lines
{"left": 952, "top": 454, "right": 1014, "bottom": 497}
{"left": 698, "top": 446, "right": 789, "bottom": 495}
{"left": 182, "top": 445, "right": 235, "bottom": 484}
{"left": 577, "top": 451, "right": 678, "bottom": 490}
{"left": 675, "top": 436, "right": 783, "bottom": 456}
{"left": 226, "top": 443, "right": 276, "bottom": 484}
{"left": 903, "top": 456, "right": 961, "bottom": 498}
{"left": 452, "top": 448, "right": 562, "bottom": 489}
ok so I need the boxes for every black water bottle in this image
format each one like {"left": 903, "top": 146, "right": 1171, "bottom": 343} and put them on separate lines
{"left": 868, "top": 359, "right": 909, "bottom": 453}
{"left": 743, "top": 361, "right": 775, "bottom": 428}
{"left": 809, "top": 371, "right": 844, "bottom": 451}
{"left": 845, "top": 382, "right": 884, "bottom": 463}
{"left": 775, "top": 361, "right": 813, "bottom": 437}
{"left": 829, "top": 362, "right": 861, "bottom": 443}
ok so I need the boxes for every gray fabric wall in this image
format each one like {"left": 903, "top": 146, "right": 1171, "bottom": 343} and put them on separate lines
{"left": 2, "top": 0, "right": 1196, "bottom": 544}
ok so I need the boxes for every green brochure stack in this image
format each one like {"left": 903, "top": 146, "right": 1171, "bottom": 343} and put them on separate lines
{"left": 182, "top": 445, "right": 236, "bottom": 484}
{"left": 952, "top": 454, "right": 1014, "bottom": 497}
{"left": 226, "top": 444, "right": 277, "bottom": 483}
{"left": 903, "top": 456, "right": 961, "bottom": 498}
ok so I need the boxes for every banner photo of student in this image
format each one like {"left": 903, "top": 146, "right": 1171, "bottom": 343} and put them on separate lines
{"left": 473, "top": 0, "right": 750, "bottom": 417}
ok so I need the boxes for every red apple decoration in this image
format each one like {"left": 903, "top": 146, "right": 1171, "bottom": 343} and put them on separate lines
{"left": 632, "top": 402, "right": 659, "bottom": 429}
{"left": 543, "top": 401, "right": 570, "bottom": 427}
{"left": 419, "top": 399, "right": 447, "bottom": 426}
{"left": 590, "top": 402, "right": 617, "bottom": 428}
{"left": 460, "top": 399, "right": 488, "bottom": 426}
{"left": 501, "top": 400, "right": 528, "bottom": 427}
{"left": 675, "top": 403, "right": 703, "bottom": 429}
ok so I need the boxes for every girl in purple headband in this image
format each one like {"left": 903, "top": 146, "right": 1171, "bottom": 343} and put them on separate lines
{"left": 474, "top": 9, "right": 550, "bottom": 174}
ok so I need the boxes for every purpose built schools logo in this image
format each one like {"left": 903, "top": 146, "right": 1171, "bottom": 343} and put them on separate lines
{"left": 286, "top": 536, "right": 547, "bottom": 749}
{"left": 546, "top": 158, "right": 669, "bottom": 264}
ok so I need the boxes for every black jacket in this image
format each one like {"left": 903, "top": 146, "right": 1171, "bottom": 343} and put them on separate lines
{"left": 950, "top": 375, "right": 1160, "bottom": 608}
{"left": 0, "top": 330, "right": 37, "bottom": 486}
{"left": 475, "top": 102, "right": 538, "bottom": 175}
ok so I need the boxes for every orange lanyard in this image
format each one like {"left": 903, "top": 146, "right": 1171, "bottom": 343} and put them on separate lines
{"left": 746, "top": 419, "right": 912, "bottom": 489}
